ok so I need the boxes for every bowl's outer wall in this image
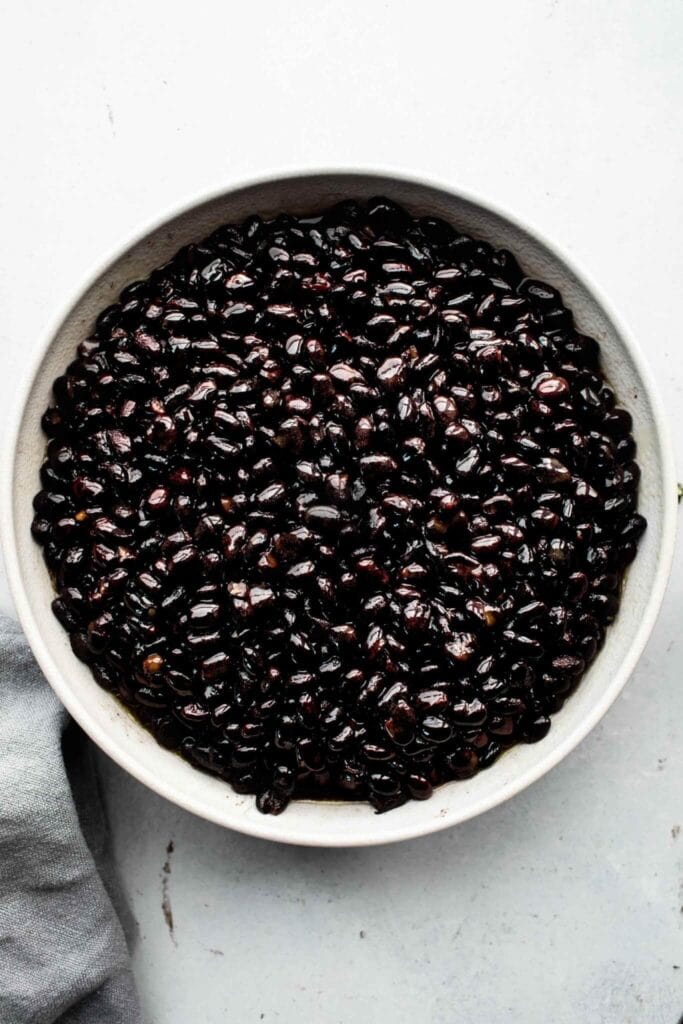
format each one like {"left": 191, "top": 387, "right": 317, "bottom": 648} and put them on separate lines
{"left": 6, "top": 172, "right": 676, "bottom": 846}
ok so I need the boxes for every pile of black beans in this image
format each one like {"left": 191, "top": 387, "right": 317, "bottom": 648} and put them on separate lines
{"left": 32, "top": 197, "right": 646, "bottom": 813}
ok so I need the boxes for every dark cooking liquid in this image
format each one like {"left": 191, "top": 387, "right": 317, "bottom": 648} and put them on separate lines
{"left": 31, "top": 197, "right": 645, "bottom": 813}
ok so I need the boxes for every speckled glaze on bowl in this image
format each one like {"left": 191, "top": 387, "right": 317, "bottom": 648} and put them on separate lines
{"left": 1, "top": 170, "right": 676, "bottom": 847}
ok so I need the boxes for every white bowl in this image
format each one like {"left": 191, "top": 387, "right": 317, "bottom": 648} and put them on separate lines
{"left": 2, "top": 170, "right": 676, "bottom": 847}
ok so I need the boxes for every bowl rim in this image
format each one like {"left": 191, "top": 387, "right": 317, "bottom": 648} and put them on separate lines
{"left": 1, "top": 165, "right": 677, "bottom": 847}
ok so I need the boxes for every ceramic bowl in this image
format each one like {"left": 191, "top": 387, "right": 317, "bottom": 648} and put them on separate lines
{"left": 2, "top": 170, "right": 676, "bottom": 846}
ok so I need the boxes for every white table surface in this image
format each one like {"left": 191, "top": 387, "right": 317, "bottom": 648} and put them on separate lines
{"left": 2, "top": 3, "right": 682, "bottom": 1022}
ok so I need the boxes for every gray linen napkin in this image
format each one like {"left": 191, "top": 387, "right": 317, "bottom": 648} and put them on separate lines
{"left": 0, "top": 614, "right": 141, "bottom": 1024}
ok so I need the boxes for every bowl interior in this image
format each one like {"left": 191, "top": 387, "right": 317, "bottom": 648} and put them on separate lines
{"left": 6, "top": 172, "right": 673, "bottom": 846}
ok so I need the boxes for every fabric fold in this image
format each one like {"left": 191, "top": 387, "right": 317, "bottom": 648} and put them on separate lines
{"left": 0, "top": 615, "right": 141, "bottom": 1024}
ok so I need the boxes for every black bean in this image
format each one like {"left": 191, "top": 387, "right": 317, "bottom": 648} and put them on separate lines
{"left": 407, "top": 773, "right": 433, "bottom": 800}
{"left": 34, "top": 195, "right": 645, "bottom": 816}
{"left": 359, "top": 453, "right": 398, "bottom": 478}
{"left": 470, "top": 534, "right": 502, "bottom": 557}
{"left": 521, "top": 715, "right": 551, "bottom": 743}
{"left": 369, "top": 772, "right": 401, "bottom": 798}
{"left": 445, "top": 746, "right": 480, "bottom": 779}
{"left": 169, "top": 545, "right": 199, "bottom": 573}
{"left": 201, "top": 651, "right": 230, "bottom": 682}
{"left": 189, "top": 601, "right": 221, "bottom": 625}
{"left": 444, "top": 633, "right": 478, "bottom": 664}
{"left": 305, "top": 505, "right": 342, "bottom": 529}
{"left": 376, "top": 357, "right": 405, "bottom": 390}
{"left": 384, "top": 699, "right": 416, "bottom": 745}
{"left": 257, "top": 482, "right": 286, "bottom": 506}
{"left": 451, "top": 699, "right": 487, "bottom": 727}
{"left": 421, "top": 716, "right": 453, "bottom": 743}
{"left": 415, "top": 689, "right": 448, "bottom": 712}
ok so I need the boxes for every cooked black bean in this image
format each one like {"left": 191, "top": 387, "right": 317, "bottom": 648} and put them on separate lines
{"left": 32, "top": 196, "right": 645, "bottom": 816}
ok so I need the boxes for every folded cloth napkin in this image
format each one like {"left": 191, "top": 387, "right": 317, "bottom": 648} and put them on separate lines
{"left": 0, "top": 613, "right": 141, "bottom": 1024}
